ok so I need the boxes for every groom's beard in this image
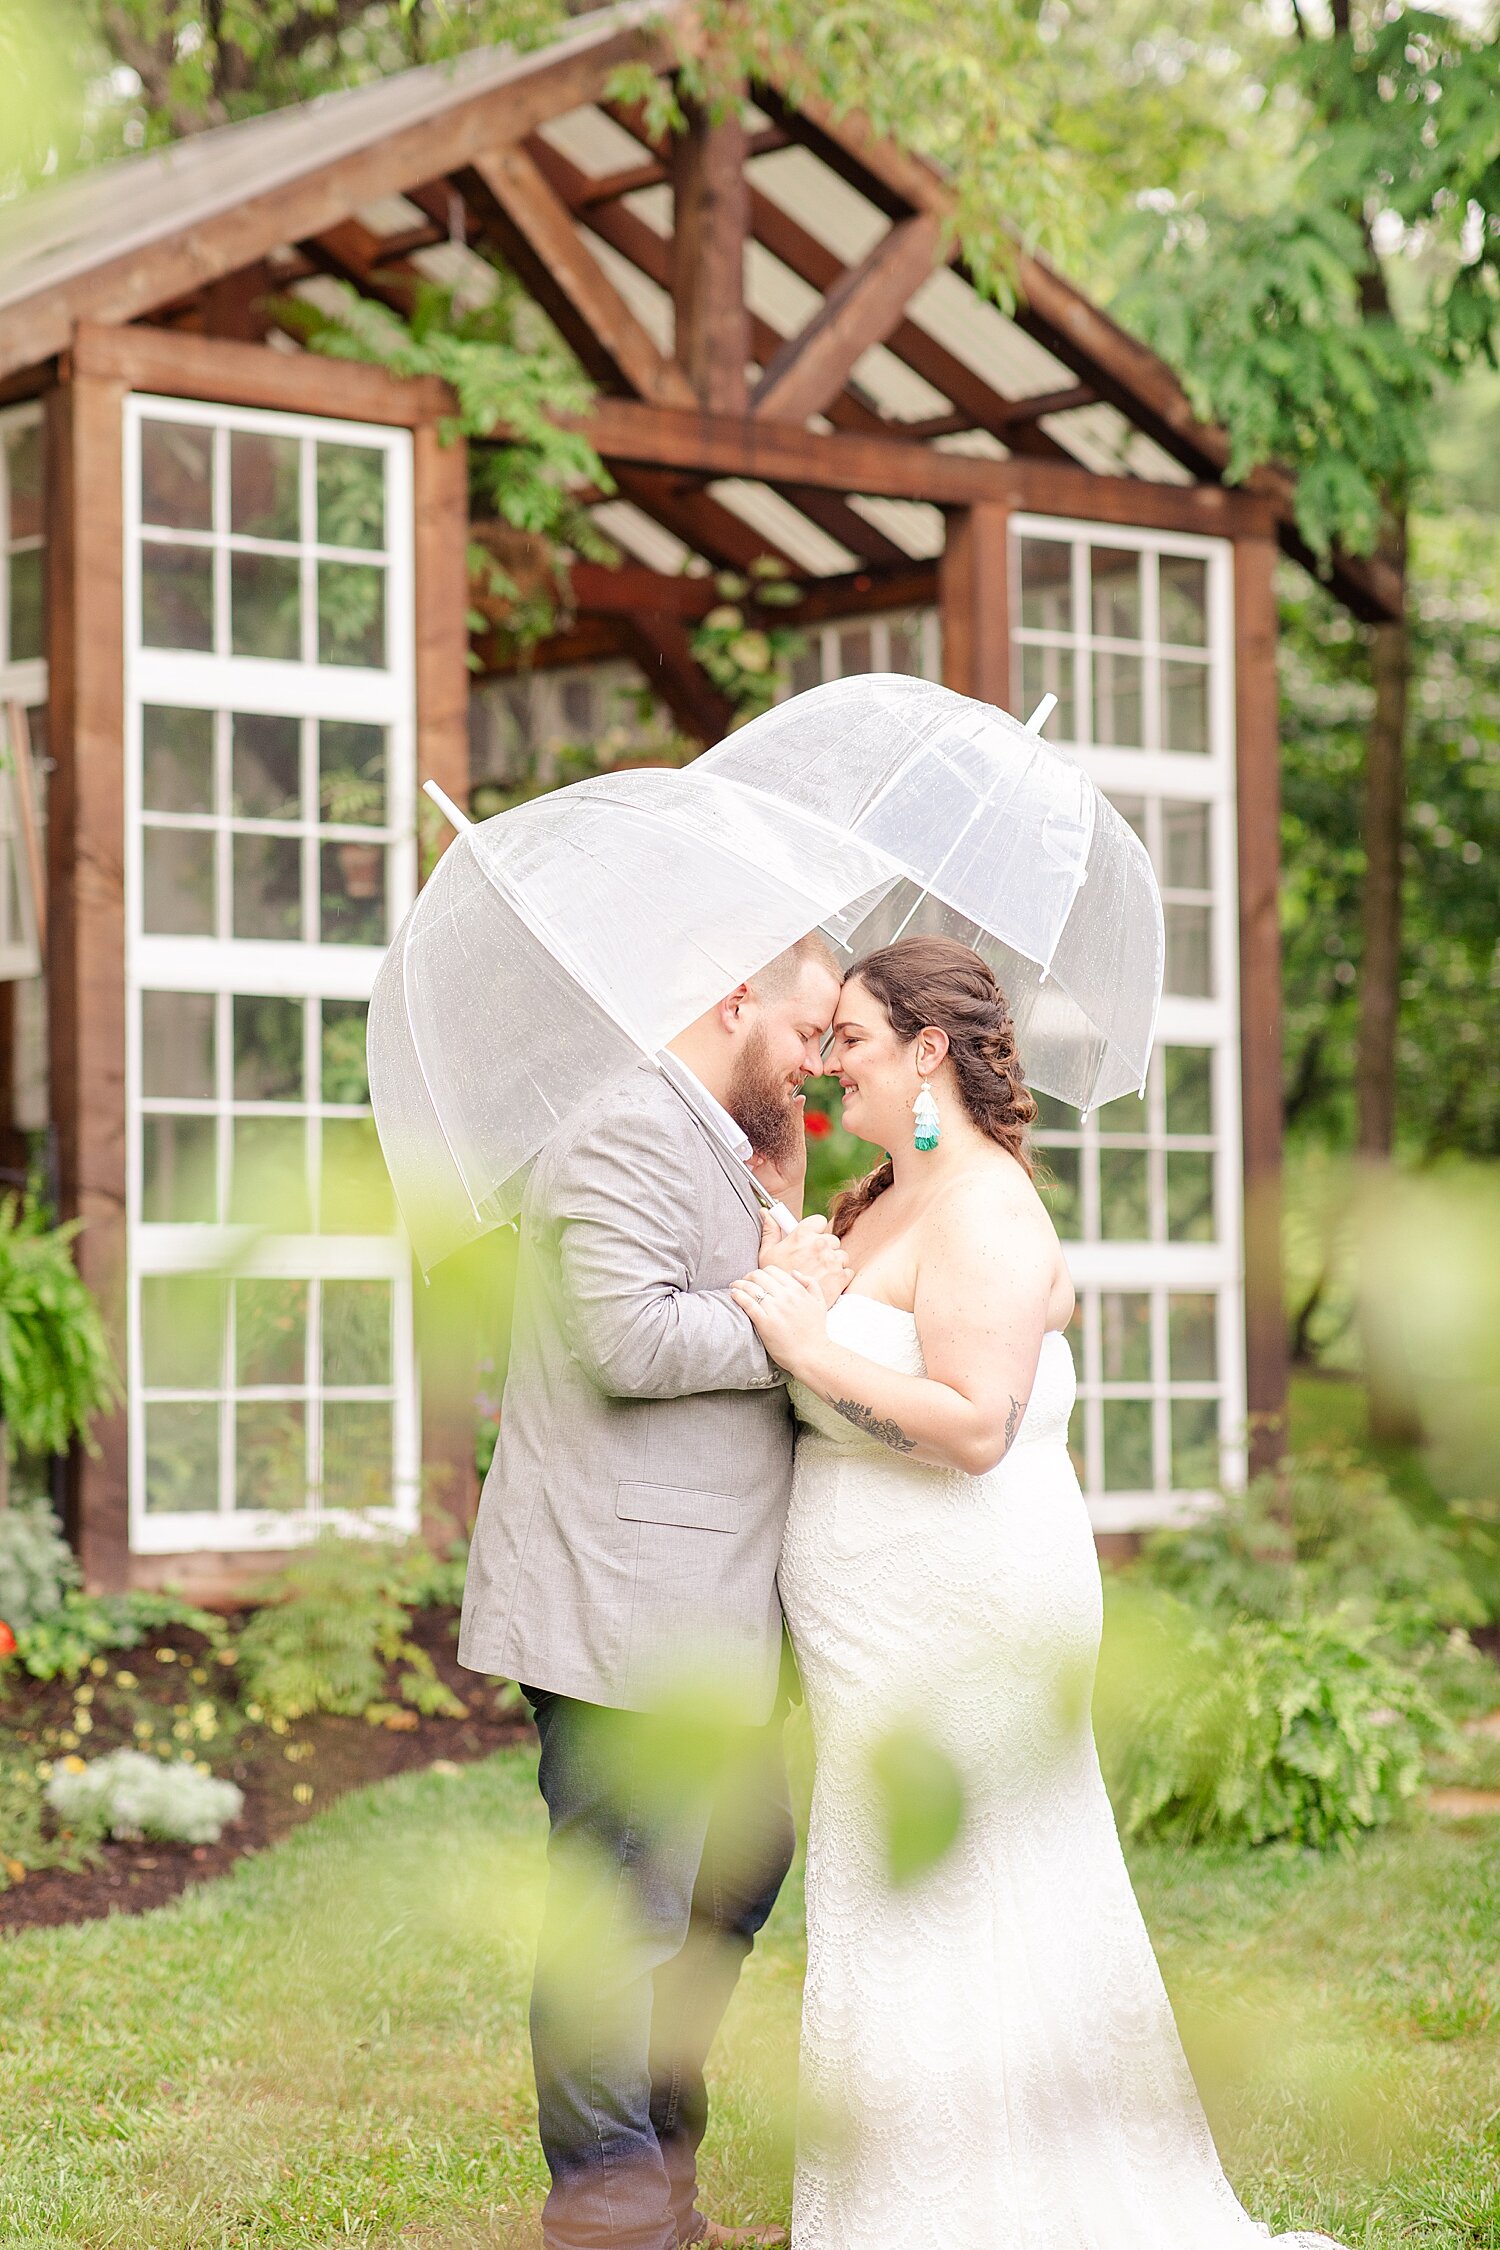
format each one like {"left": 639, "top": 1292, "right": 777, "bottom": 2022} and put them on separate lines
{"left": 726, "top": 1027, "right": 804, "bottom": 1172}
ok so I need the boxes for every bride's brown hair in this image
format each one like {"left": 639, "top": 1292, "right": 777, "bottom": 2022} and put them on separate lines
{"left": 829, "top": 936, "right": 1037, "bottom": 1240}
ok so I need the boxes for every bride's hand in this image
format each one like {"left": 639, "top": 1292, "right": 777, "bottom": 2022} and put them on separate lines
{"left": 731, "top": 1264, "right": 829, "bottom": 1375}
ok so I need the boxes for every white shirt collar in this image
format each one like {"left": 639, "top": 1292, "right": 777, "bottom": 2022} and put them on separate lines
{"left": 656, "top": 1050, "right": 753, "bottom": 1163}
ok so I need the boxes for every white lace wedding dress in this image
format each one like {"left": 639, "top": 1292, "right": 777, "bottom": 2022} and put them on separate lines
{"left": 780, "top": 1293, "right": 1339, "bottom": 2250}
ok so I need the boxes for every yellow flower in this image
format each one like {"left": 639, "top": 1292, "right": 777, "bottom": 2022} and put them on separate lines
{"left": 62, "top": 1754, "right": 87, "bottom": 1774}
{"left": 216, "top": 1649, "right": 238, "bottom": 1668}
{"left": 73, "top": 1712, "right": 93, "bottom": 1735}
{"left": 291, "top": 1783, "right": 315, "bottom": 1805}
{"left": 58, "top": 1730, "right": 78, "bottom": 1751}
{"left": 75, "top": 1684, "right": 95, "bottom": 1706}
{"left": 114, "top": 1671, "right": 137, "bottom": 1690}
{"left": 88, "top": 1657, "right": 108, "bottom": 1678}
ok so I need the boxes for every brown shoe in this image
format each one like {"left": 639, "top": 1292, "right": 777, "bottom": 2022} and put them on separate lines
{"left": 698, "top": 2226, "right": 789, "bottom": 2249}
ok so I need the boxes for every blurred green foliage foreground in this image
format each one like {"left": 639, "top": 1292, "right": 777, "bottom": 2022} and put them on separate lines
{"left": 0, "top": 1743, "right": 1496, "bottom": 2250}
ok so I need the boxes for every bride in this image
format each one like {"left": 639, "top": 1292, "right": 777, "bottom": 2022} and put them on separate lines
{"left": 731, "top": 935, "right": 1338, "bottom": 2250}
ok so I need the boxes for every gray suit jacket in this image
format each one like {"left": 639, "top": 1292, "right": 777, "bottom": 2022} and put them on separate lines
{"left": 456, "top": 1065, "right": 794, "bottom": 1719}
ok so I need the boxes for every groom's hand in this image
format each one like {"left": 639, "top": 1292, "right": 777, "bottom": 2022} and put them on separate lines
{"left": 759, "top": 1212, "right": 848, "bottom": 1309}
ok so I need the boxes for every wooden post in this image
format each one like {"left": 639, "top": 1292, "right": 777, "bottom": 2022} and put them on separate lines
{"left": 672, "top": 100, "right": 750, "bottom": 414}
{"left": 410, "top": 417, "right": 481, "bottom": 1541}
{"left": 1233, "top": 533, "right": 1289, "bottom": 1471}
{"left": 939, "top": 501, "right": 1011, "bottom": 705}
{"left": 46, "top": 372, "right": 131, "bottom": 1587}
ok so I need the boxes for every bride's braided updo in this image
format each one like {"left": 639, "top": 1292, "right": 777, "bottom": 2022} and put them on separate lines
{"left": 829, "top": 936, "right": 1037, "bottom": 1240}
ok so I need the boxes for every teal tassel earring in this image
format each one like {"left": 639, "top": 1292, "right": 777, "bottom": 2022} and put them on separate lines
{"left": 913, "top": 1080, "right": 941, "bottom": 1152}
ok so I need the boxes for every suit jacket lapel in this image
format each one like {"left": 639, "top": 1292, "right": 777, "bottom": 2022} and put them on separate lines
{"left": 657, "top": 1071, "right": 765, "bottom": 1228}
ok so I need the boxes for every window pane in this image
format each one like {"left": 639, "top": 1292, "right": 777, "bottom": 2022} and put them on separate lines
{"left": 141, "top": 541, "right": 214, "bottom": 651}
{"left": 1019, "top": 537, "right": 1072, "bottom": 633}
{"left": 1102, "top": 1398, "right": 1153, "bottom": 1491}
{"left": 145, "top": 1401, "right": 220, "bottom": 1513}
{"left": 141, "top": 1274, "right": 226, "bottom": 1390}
{"left": 316, "top": 442, "right": 385, "bottom": 550}
{"left": 322, "top": 1278, "right": 391, "bottom": 1387}
{"left": 1167, "top": 1151, "right": 1215, "bottom": 1242}
{"left": 320, "top": 838, "right": 386, "bottom": 945}
{"left": 142, "top": 1114, "right": 217, "bottom": 1223}
{"left": 1020, "top": 643, "right": 1076, "bottom": 741}
{"left": 233, "top": 994, "right": 303, "bottom": 1101}
{"left": 231, "top": 712, "right": 301, "bottom": 819}
{"left": 320, "top": 1117, "right": 393, "bottom": 1232}
{"left": 322, "top": 1401, "right": 392, "bottom": 1512}
{"left": 230, "top": 550, "right": 301, "bottom": 661}
{"left": 321, "top": 999, "right": 370, "bottom": 1105}
{"left": 235, "top": 1278, "right": 307, "bottom": 1387}
{"left": 317, "top": 561, "right": 386, "bottom": 668}
{"left": 232, "top": 832, "right": 302, "bottom": 941}
{"left": 1039, "top": 1144, "right": 1080, "bottom": 1238}
{"left": 838, "top": 626, "right": 872, "bottom": 676}
{"left": 142, "top": 704, "right": 214, "bottom": 816}
{"left": 888, "top": 617, "right": 921, "bottom": 676}
{"left": 142, "top": 827, "right": 215, "bottom": 936}
{"left": 1032, "top": 1089, "right": 1079, "bottom": 1133}
{"left": 790, "top": 648, "right": 821, "bottom": 696}
{"left": 235, "top": 1401, "right": 306, "bottom": 1512}
{"left": 1163, "top": 801, "right": 1210, "bottom": 890}
{"left": 1169, "top": 1294, "right": 1218, "bottom": 1381}
{"left": 1092, "top": 649, "right": 1142, "bottom": 747}
{"left": 1110, "top": 793, "right": 1147, "bottom": 850}
{"left": 1100, "top": 1291, "right": 1151, "bottom": 1383}
{"left": 140, "top": 420, "right": 213, "bottom": 532}
{"left": 6, "top": 421, "right": 43, "bottom": 542}
{"left": 1160, "top": 555, "right": 1208, "bottom": 646}
{"left": 1068, "top": 1398, "right": 1087, "bottom": 1486}
{"left": 230, "top": 429, "right": 300, "bottom": 543}
{"left": 1171, "top": 1398, "right": 1220, "bottom": 1489}
{"left": 229, "top": 1116, "right": 310, "bottom": 1229}
{"left": 1162, "top": 659, "right": 1209, "bottom": 753}
{"left": 7, "top": 545, "right": 42, "bottom": 663}
{"left": 319, "top": 721, "right": 385, "bottom": 827}
{"left": 1095, "top": 1088, "right": 1146, "bottom": 1140}
{"left": 1165, "top": 905, "right": 1213, "bottom": 998}
{"left": 142, "top": 989, "right": 215, "bottom": 1100}
{"left": 1099, "top": 1147, "right": 1149, "bottom": 1240}
{"left": 1164, "top": 1045, "right": 1214, "bottom": 1137}
{"left": 1090, "top": 547, "right": 1141, "bottom": 640}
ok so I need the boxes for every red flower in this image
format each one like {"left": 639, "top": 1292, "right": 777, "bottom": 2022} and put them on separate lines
{"left": 0, "top": 1621, "right": 16, "bottom": 1660}
{"left": 804, "top": 1111, "right": 832, "bottom": 1138}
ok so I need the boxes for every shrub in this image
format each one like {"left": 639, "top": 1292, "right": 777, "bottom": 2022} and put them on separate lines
{"left": 0, "top": 1749, "right": 104, "bottom": 1887}
{"left": 0, "top": 1193, "right": 121, "bottom": 1458}
{"left": 1138, "top": 1446, "right": 1489, "bottom": 1642}
{"left": 1095, "top": 1579, "right": 1452, "bottom": 1850}
{"left": 235, "top": 1533, "right": 466, "bottom": 1723}
{"left": 12, "top": 1587, "right": 225, "bottom": 1682}
{"left": 0, "top": 1496, "right": 79, "bottom": 1638}
{"left": 46, "top": 1749, "right": 242, "bottom": 1846}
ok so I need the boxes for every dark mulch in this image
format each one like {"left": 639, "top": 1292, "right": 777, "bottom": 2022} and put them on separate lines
{"left": 0, "top": 1608, "right": 534, "bottom": 1936}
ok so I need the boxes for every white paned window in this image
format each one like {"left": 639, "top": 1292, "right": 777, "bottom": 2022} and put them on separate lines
{"left": 124, "top": 395, "right": 419, "bottom": 1554}
{"left": 794, "top": 529, "right": 1244, "bottom": 1528}
{"left": 0, "top": 403, "right": 47, "bottom": 1071}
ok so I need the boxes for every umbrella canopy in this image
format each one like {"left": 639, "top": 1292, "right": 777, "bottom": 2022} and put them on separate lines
{"left": 369, "top": 765, "right": 894, "bottom": 1270}
{"left": 697, "top": 674, "right": 1163, "bottom": 1115}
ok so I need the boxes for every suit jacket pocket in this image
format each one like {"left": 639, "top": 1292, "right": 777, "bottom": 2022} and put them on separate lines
{"left": 615, "top": 1481, "right": 740, "bottom": 1533}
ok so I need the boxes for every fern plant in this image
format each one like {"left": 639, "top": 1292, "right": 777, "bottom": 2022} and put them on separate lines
{"left": 235, "top": 1533, "right": 466, "bottom": 1723}
{"left": 0, "top": 1194, "right": 121, "bottom": 1464}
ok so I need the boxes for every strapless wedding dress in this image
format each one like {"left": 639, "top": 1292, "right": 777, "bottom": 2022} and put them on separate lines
{"left": 779, "top": 1293, "right": 1339, "bottom": 2250}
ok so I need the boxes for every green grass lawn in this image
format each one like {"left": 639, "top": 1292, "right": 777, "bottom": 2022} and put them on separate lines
{"left": 1, "top": 1739, "right": 1497, "bottom": 2249}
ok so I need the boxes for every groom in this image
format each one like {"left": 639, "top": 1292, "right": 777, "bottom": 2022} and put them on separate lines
{"left": 458, "top": 934, "right": 847, "bottom": 2250}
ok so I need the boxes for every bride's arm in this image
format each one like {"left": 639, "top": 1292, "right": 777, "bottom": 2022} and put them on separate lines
{"left": 730, "top": 1182, "right": 1054, "bottom": 1476}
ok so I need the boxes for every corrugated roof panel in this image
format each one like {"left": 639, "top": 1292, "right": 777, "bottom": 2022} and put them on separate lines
{"left": 707, "top": 480, "right": 856, "bottom": 576}
{"left": 845, "top": 494, "right": 945, "bottom": 560}
{"left": 537, "top": 102, "right": 653, "bottom": 178}
{"left": 586, "top": 233, "right": 673, "bottom": 350}
{"left": 748, "top": 144, "right": 889, "bottom": 265}
{"left": 849, "top": 341, "right": 949, "bottom": 423}
{"left": 907, "top": 266, "right": 1072, "bottom": 397}
{"left": 591, "top": 499, "right": 693, "bottom": 574}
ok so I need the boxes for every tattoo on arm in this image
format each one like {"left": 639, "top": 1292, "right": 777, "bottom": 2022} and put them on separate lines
{"left": 1003, "top": 1395, "right": 1025, "bottom": 1454}
{"left": 831, "top": 1398, "right": 917, "bottom": 1453}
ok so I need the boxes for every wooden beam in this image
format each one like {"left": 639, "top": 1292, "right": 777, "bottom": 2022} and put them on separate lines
{"left": 618, "top": 610, "right": 735, "bottom": 744}
{"left": 939, "top": 502, "right": 1010, "bottom": 705}
{"left": 753, "top": 212, "right": 943, "bottom": 425}
{"left": 570, "top": 560, "right": 716, "bottom": 618}
{"left": 70, "top": 321, "right": 452, "bottom": 426}
{"left": 610, "top": 463, "right": 801, "bottom": 575}
{"left": 466, "top": 144, "right": 696, "bottom": 409}
{"left": 0, "top": 14, "right": 680, "bottom": 386}
{"left": 574, "top": 397, "right": 1280, "bottom": 536}
{"left": 471, "top": 614, "right": 631, "bottom": 676}
{"left": 412, "top": 415, "right": 480, "bottom": 1536}
{"left": 1233, "top": 532, "right": 1289, "bottom": 1471}
{"left": 46, "top": 371, "right": 130, "bottom": 1589}
{"left": 672, "top": 101, "right": 751, "bottom": 413}
{"left": 199, "top": 258, "right": 274, "bottom": 342}
{"left": 771, "top": 483, "right": 912, "bottom": 568}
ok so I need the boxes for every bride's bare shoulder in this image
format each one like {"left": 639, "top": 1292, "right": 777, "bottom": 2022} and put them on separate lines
{"left": 921, "top": 1147, "right": 1057, "bottom": 1266}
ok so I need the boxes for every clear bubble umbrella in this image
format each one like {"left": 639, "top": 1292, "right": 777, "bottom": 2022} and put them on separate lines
{"left": 696, "top": 674, "right": 1163, "bottom": 1117}
{"left": 369, "top": 764, "right": 895, "bottom": 1271}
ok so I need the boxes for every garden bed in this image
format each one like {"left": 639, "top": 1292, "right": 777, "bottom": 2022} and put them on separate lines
{"left": 0, "top": 1605, "right": 531, "bottom": 1934}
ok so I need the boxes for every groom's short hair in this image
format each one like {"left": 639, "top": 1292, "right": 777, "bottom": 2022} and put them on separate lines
{"left": 748, "top": 932, "right": 842, "bottom": 1003}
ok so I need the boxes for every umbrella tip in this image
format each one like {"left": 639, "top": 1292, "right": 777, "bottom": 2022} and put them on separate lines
{"left": 1024, "top": 694, "right": 1058, "bottom": 734}
{"left": 423, "top": 778, "right": 473, "bottom": 831}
